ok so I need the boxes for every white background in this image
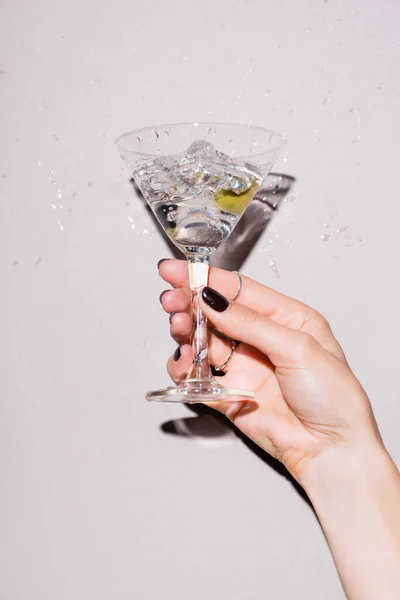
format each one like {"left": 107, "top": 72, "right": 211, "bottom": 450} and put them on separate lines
{"left": 1, "top": 0, "right": 399, "bottom": 598}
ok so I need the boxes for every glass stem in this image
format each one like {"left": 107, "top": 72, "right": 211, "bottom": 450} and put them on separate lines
{"left": 187, "top": 256, "right": 212, "bottom": 380}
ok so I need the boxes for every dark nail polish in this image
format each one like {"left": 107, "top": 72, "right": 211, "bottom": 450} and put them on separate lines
{"left": 173, "top": 346, "right": 181, "bottom": 362}
{"left": 157, "top": 258, "right": 170, "bottom": 269}
{"left": 169, "top": 310, "right": 181, "bottom": 324}
{"left": 202, "top": 287, "right": 229, "bottom": 312}
{"left": 211, "top": 365, "right": 226, "bottom": 377}
{"left": 159, "top": 290, "right": 169, "bottom": 303}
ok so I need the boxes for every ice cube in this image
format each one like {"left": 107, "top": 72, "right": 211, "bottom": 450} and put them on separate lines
{"left": 217, "top": 173, "right": 251, "bottom": 194}
{"left": 186, "top": 140, "right": 217, "bottom": 158}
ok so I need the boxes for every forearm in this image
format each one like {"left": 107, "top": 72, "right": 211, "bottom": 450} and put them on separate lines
{"left": 302, "top": 441, "right": 400, "bottom": 600}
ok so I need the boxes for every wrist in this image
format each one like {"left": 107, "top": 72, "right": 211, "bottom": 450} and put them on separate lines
{"left": 299, "top": 437, "right": 392, "bottom": 502}
{"left": 299, "top": 438, "right": 400, "bottom": 600}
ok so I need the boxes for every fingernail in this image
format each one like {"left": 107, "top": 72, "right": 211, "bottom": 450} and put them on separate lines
{"left": 202, "top": 287, "right": 229, "bottom": 312}
{"left": 211, "top": 365, "right": 226, "bottom": 377}
{"left": 157, "top": 258, "right": 170, "bottom": 269}
{"left": 169, "top": 310, "right": 181, "bottom": 324}
{"left": 159, "top": 290, "right": 169, "bottom": 303}
{"left": 173, "top": 346, "right": 181, "bottom": 361}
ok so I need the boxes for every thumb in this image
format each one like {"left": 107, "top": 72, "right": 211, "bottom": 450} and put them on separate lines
{"left": 201, "top": 286, "right": 319, "bottom": 369}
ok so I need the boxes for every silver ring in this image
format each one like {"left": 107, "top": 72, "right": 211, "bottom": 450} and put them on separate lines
{"left": 232, "top": 271, "right": 242, "bottom": 301}
{"left": 214, "top": 340, "right": 237, "bottom": 372}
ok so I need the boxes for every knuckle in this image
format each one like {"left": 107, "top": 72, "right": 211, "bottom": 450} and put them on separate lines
{"left": 305, "top": 307, "right": 330, "bottom": 330}
{"left": 292, "top": 331, "right": 316, "bottom": 363}
{"left": 314, "top": 311, "right": 330, "bottom": 330}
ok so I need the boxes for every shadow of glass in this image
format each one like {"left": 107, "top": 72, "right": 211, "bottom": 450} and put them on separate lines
{"left": 161, "top": 404, "right": 313, "bottom": 510}
{"left": 211, "top": 173, "right": 295, "bottom": 271}
{"left": 161, "top": 413, "right": 237, "bottom": 445}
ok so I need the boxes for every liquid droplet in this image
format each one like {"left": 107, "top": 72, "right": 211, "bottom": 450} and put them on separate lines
{"left": 268, "top": 259, "right": 280, "bottom": 280}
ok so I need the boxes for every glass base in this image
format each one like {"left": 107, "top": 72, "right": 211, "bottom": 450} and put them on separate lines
{"left": 145, "top": 378, "right": 255, "bottom": 404}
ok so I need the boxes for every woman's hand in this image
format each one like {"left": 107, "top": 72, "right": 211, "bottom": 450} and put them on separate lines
{"left": 158, "top": 259, "right": 382, "bottom": 483}
{"left": 158, "top": 259, "right": 400, "bottom": 600}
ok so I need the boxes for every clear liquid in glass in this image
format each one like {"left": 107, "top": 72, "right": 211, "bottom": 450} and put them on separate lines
{"left": 132, "top": 140, "right": 263, "bottom": 255}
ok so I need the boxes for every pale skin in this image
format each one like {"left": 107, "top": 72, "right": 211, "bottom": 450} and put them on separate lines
{"left": 158, "top": 259, "right": 400, "bottom": 600}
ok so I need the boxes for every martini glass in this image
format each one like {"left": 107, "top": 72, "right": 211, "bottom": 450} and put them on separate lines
{"left": 116, "top": 122, "right": 285, "bottom": 403}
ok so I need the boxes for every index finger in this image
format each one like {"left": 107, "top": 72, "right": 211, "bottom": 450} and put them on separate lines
{"left": 159, "top": 259, "right": 312, "bottom": 329}
{"left": 159, "top": 259, "right": 345, "bottom": 361}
